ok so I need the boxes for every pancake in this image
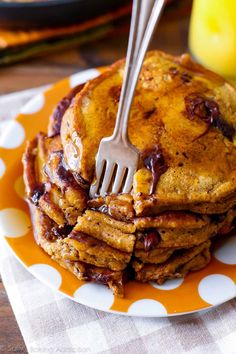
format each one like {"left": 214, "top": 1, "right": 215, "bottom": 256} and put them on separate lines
{"left": 23, "top": 136, "right": 232, "bottom": 250}
{"left": 133, "top": 241, "right": 211, "bottom": 283}
{"left": 22, "top": 50, "right": 236, "bottom": 297}
{"left": 30, "top": 203, "right": 128, "bottom": 297}
{"left": 28, "top": 200, "right": 212, "bottom": 296}
{"left": 23, "top": 133, "right": 87, "bottom": 226}
{"left": 134, "top": 210, "right": 236, "bottom": 249}
{"left": 61, "top": 51, "right": 236, "bottom": 215}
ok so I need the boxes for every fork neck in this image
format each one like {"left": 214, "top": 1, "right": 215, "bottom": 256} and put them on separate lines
{"left": 111, "top": 0, "right": 166, "bottom": 144}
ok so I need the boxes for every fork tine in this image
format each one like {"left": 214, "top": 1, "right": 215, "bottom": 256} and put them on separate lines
{"left": 122, "top": 168, "right": 134, "bottom": 193}
{"left": 112, "top": 165, "right": 126, "bottom": 194}
{"left": 90, "top": 159, "right": 105, "bottom": 197}
{"left": 100, "top": 162, "right": 115, "bottom": 196}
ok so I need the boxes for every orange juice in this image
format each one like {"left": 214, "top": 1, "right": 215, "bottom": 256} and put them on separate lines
{"left": 189, "top": 0, "right": 236, "bottom": 84}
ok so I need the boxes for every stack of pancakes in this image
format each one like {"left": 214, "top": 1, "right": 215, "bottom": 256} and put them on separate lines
{"left": 23, "top": 51, "right": 236, "bottom": 297}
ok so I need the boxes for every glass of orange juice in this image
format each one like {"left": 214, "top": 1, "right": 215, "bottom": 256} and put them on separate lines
{"left": 189, "top": 0, "right": 236, "bottom": 85}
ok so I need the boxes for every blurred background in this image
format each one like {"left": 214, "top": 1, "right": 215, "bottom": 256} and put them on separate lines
{"left": 0, "top": 0, "right": 193, "bottom": 93}
{"left": 0, "top": 0, "right": 235, "bottom": 92}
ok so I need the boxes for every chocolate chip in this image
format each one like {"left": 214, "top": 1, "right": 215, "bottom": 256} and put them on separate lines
{"left": 143, "top": 147, "right": 168, "bottom": 194}
{"left": 73, "top": 172, "right": 89, "bottom": 190}
{"left": 144, "top": 230, "right": 160, "bottom": 251}
{"left": 109, "top": 85, "right": 121, "bottom": 104}
{"left": 52, "top": 225, "right": 73, "bottom": 239}
{"left": 31, "top": 185, "right": 44, "bottom": 205}
{"left": 143, "top": 108, "right": 156, "bottom": 120}
{"left": 210, "top": 213, "right": 226, "bottom": 223}
{"left": 52, "top": 151, "right": 82, "bottom": 190}
{"left": 169, "top": 67, "right": 179, "bottom": 75}
{"left": 181, "top": 72, "right": 192, "bottom": 83}
{"left": 184, "top": 93, "right": 235, "bottom": 141}
{"left": 212, "top": 115, "right": 235, "bottom": 141}
{"left": 185, "top": 94, "right": 218, "bottom": 124}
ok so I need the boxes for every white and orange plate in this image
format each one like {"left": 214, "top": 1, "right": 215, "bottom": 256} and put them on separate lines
{"left": 0, "top": 69, "right": 236, "bottom": 317}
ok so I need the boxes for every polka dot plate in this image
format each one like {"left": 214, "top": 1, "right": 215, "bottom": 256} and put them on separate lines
{"left": 0, "top": 69, "right": 236, "bottom": 317}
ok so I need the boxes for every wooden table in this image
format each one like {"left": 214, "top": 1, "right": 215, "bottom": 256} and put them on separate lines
{"left": 0, "top": 5, "right": 190, "bottom": 353}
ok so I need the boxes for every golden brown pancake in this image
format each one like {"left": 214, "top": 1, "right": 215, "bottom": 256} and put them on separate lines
{"left": 23, "top": 133, "right": 87, "bottom": 226}
{"left": 30, "top": 204, "right": 128, "bottom": 297}
{"left": 133, "top": 241, "right": 211, "bottom": 283}
{"left": 61, "top": 51, "right": 236, "bottom": 215}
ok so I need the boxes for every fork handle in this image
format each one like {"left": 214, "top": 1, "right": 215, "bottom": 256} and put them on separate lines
{"left": 112, "top": 0, "right": 166, "bottom": 142}
{"left": 117, "top": 0, "right": 155, "bottom": 122}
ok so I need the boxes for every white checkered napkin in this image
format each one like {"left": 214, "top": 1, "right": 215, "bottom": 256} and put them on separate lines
{"left": 1, "top": 240, "right": 236, "bottom": 354}
{"left": 0, "top": 89, "right": 236, "bottom": 354}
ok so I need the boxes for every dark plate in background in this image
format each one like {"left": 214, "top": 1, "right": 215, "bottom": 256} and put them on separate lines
{"left": 0, "top": 0, "right": 130, "bottom": 29}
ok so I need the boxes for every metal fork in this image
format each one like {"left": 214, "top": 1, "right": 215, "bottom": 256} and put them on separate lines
{"left": 90, "top": 0, "right": 166, "bottom": 198}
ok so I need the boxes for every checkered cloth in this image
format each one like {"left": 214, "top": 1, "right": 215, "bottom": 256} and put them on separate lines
{"left": 0, "top": 88, "right": 236, "bottom": 354}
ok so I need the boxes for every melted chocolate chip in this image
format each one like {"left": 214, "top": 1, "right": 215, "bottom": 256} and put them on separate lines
{"left": 87, "top": 269, "right": 114, "bottom": 284}
{"left": 185, "top": 94, "right": 235, "bottom": 141}
{"left": 72, "top": 172, "right": 89, "bottom": 190}
{"left": 212, "top": 115, "right": 235, "bottom": 141}
{"left": 31, "top": 185, "right": 44, "bottom": 205}
{"left": 143, "top": 148, "right": 168, "bottom": 194}
{"left": 70, "top": 231, "right": 100, "bottom": 248}
{"left": 49, "top": 84, "right": 84, "bottom": 137}
{"left": 144, "top": 230, "right": 160, "bottom": 251}
{"left": 84, "top": 266, "right": 132, "bottom": 285}
{"left": 169, "top": 67, "right": 179, "bottom": 75}
{"left": 185, "top": 94, "right": 218, "bottom": 124}
{"left": 109, "top": 85, "right": 121, "bottom": 104}
{"left": 181, "top": 72, "right": 192, "bottom": 83}
{"left": 169, "top": 67, "right": 192, "bottom": 83}
{"left": 57, "top": 162, "right": 70, "bottom": 183}
{"left": 143, "top": 108, "right": 156, "bottom": 120}
{"left": 52, "top": 225, "right": 73, "bottom": 239}
{"left": 210, "top": 213, "right": 227, "bottom": 224}
{"left": 54, "top": 151, "right": 80, "bottom": 190}
{"left": 44, "top": 230, "right": 56, "bottom": 242}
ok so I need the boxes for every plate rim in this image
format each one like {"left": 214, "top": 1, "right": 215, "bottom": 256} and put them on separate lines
{"left": 1, "top": 68, "right": 236, "bottom": 317}
{"left": 3, "top": 235, "right": 225, "bottom": 318}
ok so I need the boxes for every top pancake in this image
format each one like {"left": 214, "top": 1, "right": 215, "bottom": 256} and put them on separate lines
{"left": 61, "top": 51, "right": 236, "bottom": 215}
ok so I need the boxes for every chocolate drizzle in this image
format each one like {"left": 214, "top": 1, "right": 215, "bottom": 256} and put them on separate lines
{"left": 143, "top": 148, "right": 168, "bottom": 194}
{"left": 185, "top": 93, "right": 235, "bottom": 141}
